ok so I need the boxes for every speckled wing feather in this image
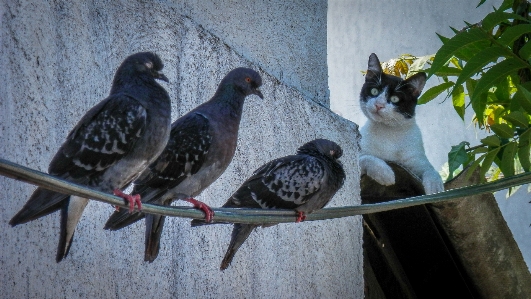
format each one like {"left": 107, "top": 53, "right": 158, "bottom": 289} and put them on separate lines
{"left": 10, "top": 94, "right": 147, "bottom": 224}
{"left": 51, "top": 94, "right": 147, "bottom": 180}
{"left": 104, "top": 112, "right": 211, "bottom": 229}
{"left": 227, "top": 155, "right": 325, "bottom": 210}
{"left": 134, "top": 112, "right": 211, "bottom": 193}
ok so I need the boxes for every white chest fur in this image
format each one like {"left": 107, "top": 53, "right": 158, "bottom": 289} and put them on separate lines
{"left": 360, "top": 118, "right": 444, "bottom": 194}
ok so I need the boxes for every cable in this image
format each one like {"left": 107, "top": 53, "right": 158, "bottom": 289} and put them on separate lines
{"left": 1, "top": 158, "right": 530, "bottom": 224}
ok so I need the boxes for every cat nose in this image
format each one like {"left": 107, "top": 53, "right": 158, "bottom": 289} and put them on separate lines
{"left": 375, "top": 103, "right": 384, "bottom": 111}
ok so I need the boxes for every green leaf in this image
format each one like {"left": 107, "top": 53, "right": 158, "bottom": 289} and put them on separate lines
{"left": 436, "top": 33, "right": 450, "bottom": 44}
{"left": 482, "top": 11, "right": 528, "bottom": 31}
{"left": 466, "top": 78, "right": 477, "bottom": 95}
{"left": 497, "top": 24, "right": 531, "bottom": 46}
{"left": 514, "top": 85, "right": 531, "bottom": 114}
{"left": 465, "top": 154, "right": 485, "bottom": 181}
{"left": 456, "top": 41, "right": 492, "bottom": 61}
{"left": 425, "top": 66, "right": 462, "bottom": 77}
{"left": 418, "top": 81, "right": 454, "bottom": 105}
{"left": 472, "top": 146, "right": 489, "bottom": 154}
{"left": 476, "top": 0, "right": 486, "bottom": 8}
{"left": 429, "top": 28, "right": 490, "bottom": 78}
{"left": 519, "top": 128, "right": 531, "bottom": 146}
{"left": 450, "top": 26, "right": 460, "bottom": 34}
{"left": 448, "top": 141, "right": 470, "bottom": 178}
{"left": 452, "top": 47, "right": 507, "bottom": 93}
{"left": 494, "top": 76, "right": 512, "bottom": 104}
{"left": 499, "top": 0, "right": 514, "bottom": 11}
{"left": 518, "top": 42, "right": 531, "bottom": 60}
{"left": 500, "top": 141, "right": 517, "bottom": 177}
{"left": 452, "top": 84, "right": 465, "bottom": 119}
{"left": 490, "top": 123, "right": 515, "bottom": 138}
{"left": 480, "top": 147, "right": 500, "bottom": 178}
{"left": 471, "top": 58, "right": 526, "bottom": 104}
{"left": 518, "top": 143, "right": 531, "bottom": 171}
{"left": 472, "top": 92, "right": 488, "bottom": 125}
{"left": 481, "top": 135, "right": 501, "bottom": 146}
{"left": 502, "top": 111, "right": 529, "bottom": 128}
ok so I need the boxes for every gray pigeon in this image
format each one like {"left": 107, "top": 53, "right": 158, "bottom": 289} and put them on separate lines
{"left": 191, "top": 139, "right": 346, "bottom": 270}
{"left": 9, "top": 52, "right": 172, "bottom": 262}
{"left": 104, "top": 67, "right": 263, "bottom": 262}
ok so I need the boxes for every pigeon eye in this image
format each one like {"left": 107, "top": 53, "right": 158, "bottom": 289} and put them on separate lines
{"left": 245, "top": 77, "right": 251, "bottom": 83}
{"left": 390, "top": 95, "right": 400, "bottom": 103}
{"left": 370, "top": 88, "right": 379, "bottom": 96}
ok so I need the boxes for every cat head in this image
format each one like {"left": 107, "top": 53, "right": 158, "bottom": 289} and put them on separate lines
{"left": 360, "top": 53, "right": 426, "bottom": 126}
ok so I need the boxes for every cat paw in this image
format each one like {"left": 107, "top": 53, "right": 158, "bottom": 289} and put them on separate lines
{"left": 422, "top": 171, "right": 444, "bottom": 194}
{"left": 360, "top": 155, "right": 395, "bottom": 186}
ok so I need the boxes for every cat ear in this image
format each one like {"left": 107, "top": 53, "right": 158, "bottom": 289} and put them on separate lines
{"left": 405, "top": 72, "right": 427, "bottom": 97}
{"left": 366, "top": 53, "right": 382, "bottom": 80}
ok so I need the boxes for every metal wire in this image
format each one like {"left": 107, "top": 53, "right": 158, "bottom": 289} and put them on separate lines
{"left": 1, "top": 158, "right": 531, "bottom": 224}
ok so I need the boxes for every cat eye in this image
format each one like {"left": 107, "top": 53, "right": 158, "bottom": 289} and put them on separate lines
{"left": 370, "top": 88, "right": 379, "bottom": 96}
{"left": 390, "top": 95, "right": 400, "bottom": 103}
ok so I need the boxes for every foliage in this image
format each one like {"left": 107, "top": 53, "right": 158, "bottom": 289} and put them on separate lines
{"left": 386, "top": 0, "right": 531, "bottom": 182}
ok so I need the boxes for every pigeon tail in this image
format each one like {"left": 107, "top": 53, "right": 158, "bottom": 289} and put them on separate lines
{"left": 10, "top": 188, "right": 68, "bottom": 226}
{"left": 104, "top": 210, "right": 145, "bottom": 230}
{"left": 56, "top": 195, "right": 89, "bottom": 262}
{"left": 220, "top": 223, "right": 256, "bottom": 270}
{"left": 144, "top": 213, "right": 166, "bottom": 262}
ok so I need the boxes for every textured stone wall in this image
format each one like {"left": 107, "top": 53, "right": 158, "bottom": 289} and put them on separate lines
{"left": 0, "top": 1, "right": 362, "bottom": 298}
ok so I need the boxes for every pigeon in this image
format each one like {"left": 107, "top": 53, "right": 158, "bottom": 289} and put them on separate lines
{"left": 104, "top": 67, "right": 263, "bottom": 262}
{"left": 9, "top": 52, "right": 172, "bottom": 262}
{"left": 191, "top": 139, "right": 346, "bottom": 270}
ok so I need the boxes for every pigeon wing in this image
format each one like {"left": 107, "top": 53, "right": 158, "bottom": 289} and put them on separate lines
{"left": 49, "top": 93, "right": 147, "bottom": 182}
{"left": 132, "top": 112, "right": 212, "bottom": 198}
{"left": 227, "top": 155, "right": 325, "bottom": 210}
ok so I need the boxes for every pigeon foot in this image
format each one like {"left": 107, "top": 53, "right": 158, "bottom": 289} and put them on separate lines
{"left": 295, "top": 211, "right": 306, "bottom": 223}
{"left": 113, "top": 189, "right": 142, "bottom": 213}
{"left": 185, "top": 198, "right": 214, "bottom": 222}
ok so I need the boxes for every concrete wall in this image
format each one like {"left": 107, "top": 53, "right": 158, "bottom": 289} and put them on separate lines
{"left": 176, "top": 0, "right": 330, "bottom": 106}
{"left": 328, "top": 0, "right": 531, "bottom": 271}
{"left": 0, "top": 1, "right": 363, "bottom": 298}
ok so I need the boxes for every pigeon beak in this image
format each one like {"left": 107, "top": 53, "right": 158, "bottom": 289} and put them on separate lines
{"left": 253, "top": 88, "right": 264, "bottom": 99}
{"left": 155, "top": 72, "right": 169, "bottom": 83}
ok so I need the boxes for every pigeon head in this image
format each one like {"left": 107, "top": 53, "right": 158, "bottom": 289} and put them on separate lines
{"left": 297, "top": 139, "right": 343, "bottom": 160}
{"left": 222, "top": 67, "right": 264, "bottom": 99}
{"left": 113, "top": 52, "right": 169, "bottom": 85}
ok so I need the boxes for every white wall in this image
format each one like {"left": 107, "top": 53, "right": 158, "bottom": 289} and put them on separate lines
{"left": 328, "top": 0, "right": 531, "bottom": 271}
{"left": 0, "top": 1, "right": 363, "bottom": 298}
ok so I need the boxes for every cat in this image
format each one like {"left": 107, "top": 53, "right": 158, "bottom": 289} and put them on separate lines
{"left": 358, "top": 53, "right": 444, "bottom": 195}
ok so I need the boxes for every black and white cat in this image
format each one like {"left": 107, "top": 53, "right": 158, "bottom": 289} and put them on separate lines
{"left": 359, "top": 53, "right": 444, "bottom": 195}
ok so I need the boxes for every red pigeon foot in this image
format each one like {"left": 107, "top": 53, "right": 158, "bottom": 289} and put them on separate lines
{"left": 185, "top": 198, "right": 214, "bottom": 222}
{"left": 295, "top": 211, "right": 307, "bottom": 223}
{"left": 113, "top": 189, "right": 142, "bottom": 213}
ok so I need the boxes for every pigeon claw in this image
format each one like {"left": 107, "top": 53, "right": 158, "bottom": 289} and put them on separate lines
{"left": 295, "top": 211, "right": 307, "bottom": 223}
{"left": 113, "top": 189, "right": 142, "bottom": 213}
{"left": 185, "top": 198, "right": 214, "bottom": 222}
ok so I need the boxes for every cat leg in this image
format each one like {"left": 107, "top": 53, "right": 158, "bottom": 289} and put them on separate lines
{"left": 360, "top": 155, "right": 395, "bottom": 186}
{"left": 421, "top": 169, "right": 445, "bottom": 194}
